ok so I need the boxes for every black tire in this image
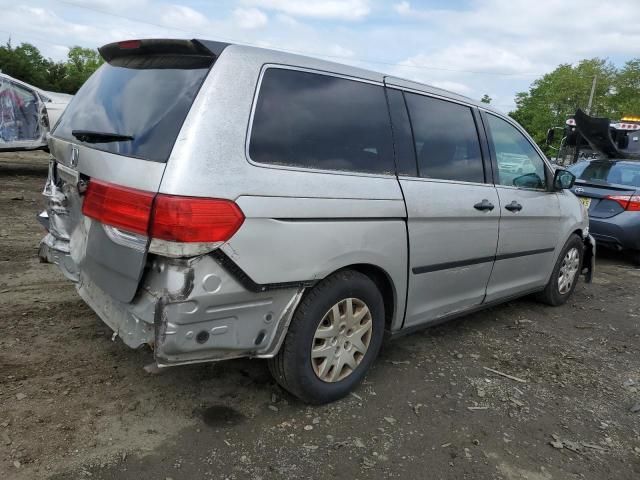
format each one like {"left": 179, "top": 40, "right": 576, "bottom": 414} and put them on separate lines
{"left": 536, "top": 234, "right": 584, "bottom": 306}
{"left": 630, "top": 250, "right": 640, "bottom": 267}
{"left": 268, "top": 270, "right": 385, "bottom": 404}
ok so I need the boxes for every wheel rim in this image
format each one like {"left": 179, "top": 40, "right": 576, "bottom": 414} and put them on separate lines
{"left": 311, "top": 298, "right": 373, "bottom": 383}
{"left": 558, "top": 247, "right": 580, "bottom": 295}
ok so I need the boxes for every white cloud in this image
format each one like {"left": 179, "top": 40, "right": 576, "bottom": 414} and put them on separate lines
{"left": 399, "top": 44, "right": 537, "bottom": 76}
{"left": 394, "top": 1, "right": 410, "bottom": 15}
{"left": 233, "top": 8, "right": 268, "bottom": 29}
{"left": 327, "top": 44, "right": 355, "bottom": 58}
{"left": 429, "top": 80, "right": 472, "bottom": 95}
{"left": 0, "top": 0, "right": 638, "bottom": 113}
{"left": 242, "top": 0, "right": 370, "bottom": 20}
{"left": 160, "top": 5, "right": 209, "bottom": 29}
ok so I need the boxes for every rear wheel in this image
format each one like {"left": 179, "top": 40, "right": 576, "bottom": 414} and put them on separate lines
{"left": 537, "top": 234, "right": 584, "bottom": 306}
{"left": 630, "top": 250, "right": 640, "bottom": 266}
{"left": 268, "top": 270, "right": 385, "bottom": 404}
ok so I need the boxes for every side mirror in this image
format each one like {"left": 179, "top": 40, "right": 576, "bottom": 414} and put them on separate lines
{"left": 513, "top": 172, "right": 544, "bottom": 189}
{"left": 553, "top": 169, "right": 575, "bottom": 190}
{"left": 545, "top": 128, "right": 555, "bottom": 145}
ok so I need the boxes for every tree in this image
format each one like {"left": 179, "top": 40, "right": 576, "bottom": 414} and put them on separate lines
{"left": 612, "top": 59, "right": 640, "bottom": 117}
{"left": 0, "top": 41, "right": 55, "bottom": 90}
{"left": 510, "top": 58, "right": 623, "bottom": 151}
{"left": 0, "top": 41, "right": 103, "bottom": 94}
{"left": 480, "top": 94, "right": 492, "bottom": 104}
{"left": 59, "top": 46, "right": 103, "bottom": 93}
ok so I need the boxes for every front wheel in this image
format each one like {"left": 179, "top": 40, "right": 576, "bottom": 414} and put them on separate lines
{"left": 268, "top": 270, "right": 385, "bottom": 404}
{"left": 537, "top": 234, "right": 584, "bottom": 306}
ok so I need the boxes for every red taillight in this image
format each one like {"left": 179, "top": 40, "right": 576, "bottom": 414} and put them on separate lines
{"left": 118, "top": 40, "right": 141, "bottom": 50}
{"left": 150, "top": 195, "right": 244, "bottom": 243}
{"left": 606, "top": 195, "right": 640, "bottom": 211}
{"left": 82, "top": 180, "right": 245, "bottom": 243}
{"left": 82, "top": 180, "right": 154, "bottom": 235}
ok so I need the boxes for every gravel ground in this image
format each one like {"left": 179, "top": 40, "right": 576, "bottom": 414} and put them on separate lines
{"left": 1, "top": 152, "right": 640, "bottom": 480}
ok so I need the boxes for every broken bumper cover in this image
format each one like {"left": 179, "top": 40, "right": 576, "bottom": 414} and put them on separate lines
{"left": 39, "top": 239, "right": 303, "bottom": 366}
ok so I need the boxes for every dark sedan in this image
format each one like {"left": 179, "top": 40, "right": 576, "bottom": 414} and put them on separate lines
{"left": 568, "top": 159, "right": 640, "bottom": 264}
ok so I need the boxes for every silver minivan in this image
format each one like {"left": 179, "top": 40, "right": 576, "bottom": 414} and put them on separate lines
{"left": 39, "top": 39, "right": 595, "bottom": 404}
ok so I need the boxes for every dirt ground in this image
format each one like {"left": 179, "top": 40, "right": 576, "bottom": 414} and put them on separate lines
{"left": 1, "top": 152, "right": 640, "bottom": 480}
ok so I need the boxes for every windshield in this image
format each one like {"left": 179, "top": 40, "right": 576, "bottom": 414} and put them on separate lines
{"left": 569, "top": 161, "right": 640, "bottom": 187}
{"left": 53, "top": 59, "right": 209, "bottom": 162}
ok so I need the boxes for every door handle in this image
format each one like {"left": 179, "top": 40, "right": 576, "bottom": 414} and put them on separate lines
{"left": 474, "top": 199, "right": 495, "bottom": 211}
{"left": 505, "top": 201, "right": 523, "bottom": 212}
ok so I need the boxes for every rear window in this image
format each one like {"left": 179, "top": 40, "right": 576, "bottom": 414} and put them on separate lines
{"left": 249, "top": 68, "right": 395, "bottom": 175}
{"left": 53, "top": 58, "right": 210, "bottom": 162}
{"left": 569, "top": 161, "right": 640, "bottom": 187}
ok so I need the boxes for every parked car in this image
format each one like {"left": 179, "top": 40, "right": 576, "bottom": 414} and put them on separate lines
{"left": 38, "top": 39, "right": 594, "bottom": 404}
{"left": 0, "top": 72, "right": 71, "bottom": 152}
{"left": 568, "top": 159, "right": 640, "bottom": 264}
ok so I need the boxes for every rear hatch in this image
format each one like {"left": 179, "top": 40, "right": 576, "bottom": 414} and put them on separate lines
{"left": 45, "top": 39, "right": 223, "bottom": 302}
{"left": 569, "top": 160, "right": 640, "bottom": 218}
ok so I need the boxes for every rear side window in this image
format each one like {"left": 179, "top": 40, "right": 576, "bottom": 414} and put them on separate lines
{"left": 570, "top": 161, "right": 640, "bottom": 187}
{"left": 53, "top": 58, "right": 210, "bottom": 162}
{"left": 405, "top": 93, "right": 484, "bottom": 183}
{"left": 249, "top": 68, "right": 395, "bottom": 175}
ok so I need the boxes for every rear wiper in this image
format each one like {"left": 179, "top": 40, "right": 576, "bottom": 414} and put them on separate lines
{"left": 72, "top": 130, "right": 134, "bottom": 144}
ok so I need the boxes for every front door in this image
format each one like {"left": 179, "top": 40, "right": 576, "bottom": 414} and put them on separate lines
{"left": 398, "top": 91, "right": 499, "bottom": 327}
{"left": 482, "top": 113, "right": 561, "bottom": 302}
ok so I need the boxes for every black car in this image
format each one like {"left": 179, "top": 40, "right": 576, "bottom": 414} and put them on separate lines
{"left": 568, "top": 159, "right": 640, "bottom": 264}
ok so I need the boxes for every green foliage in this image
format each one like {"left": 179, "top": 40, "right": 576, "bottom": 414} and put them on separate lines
{"left": 510, "top": 58, "right": 640, "bottom": 152}
{"left": 480, "top": 94, "right": 492, "bottom": 104}
{"left": 0, "top": 41, "right": 103, "bottom": 94}
{"left": 612, "top": 59, "right": 640, "bottom": 117}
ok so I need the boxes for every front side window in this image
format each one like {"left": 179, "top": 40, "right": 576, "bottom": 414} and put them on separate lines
{"left": 487, "top": 114, "right": 547, "bottom": 189}
{"left": 404, "top": 93, "right": 484, "bottom": 183}
{"left": 249, "top": 68, "right": 394, "bottom": 174}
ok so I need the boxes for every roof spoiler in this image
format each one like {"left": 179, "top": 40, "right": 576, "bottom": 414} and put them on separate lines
{"left": 575, "top": 108, "right": 640, "bottom": 160}
{"left": 98, "top": 39, "right": 229, "bottom": 68}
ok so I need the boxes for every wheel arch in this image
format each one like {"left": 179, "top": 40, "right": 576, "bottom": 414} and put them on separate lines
{"left": 331, "top": 263, "right": 398, "bottom": 332}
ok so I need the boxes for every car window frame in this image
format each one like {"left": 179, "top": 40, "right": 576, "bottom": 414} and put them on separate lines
{"left": 480, "top": 109, "right": 553, "bottom": 192}
{"left": 389, "top": 86, "right": 493, "bottom": 187}
{"left": 245, "top": 64, "right": 398, "bottom": 179}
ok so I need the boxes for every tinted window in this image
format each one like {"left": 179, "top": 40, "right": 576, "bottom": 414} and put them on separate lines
{"left": 569, "top": 161, "right": 640, "bottom": 187}
{"left": 405, "top": 93, "right": 484, "bottom": 183}
{"left": 53, "top": 59, "right": 210, "bottom": 162}
{"left": 486, "top": 114, "right": 547, "bottom": 189}
{"left": 249, "top": 68, "right": 394, "bottom": 174}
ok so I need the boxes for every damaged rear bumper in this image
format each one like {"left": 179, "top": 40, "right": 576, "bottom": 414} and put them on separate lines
{"left": 39, "top": 239, "right": 303, "bottom": 366}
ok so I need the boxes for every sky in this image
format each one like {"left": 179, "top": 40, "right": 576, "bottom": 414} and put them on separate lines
{"left": 1, "top": 0, "right": 639, "bottom": 112}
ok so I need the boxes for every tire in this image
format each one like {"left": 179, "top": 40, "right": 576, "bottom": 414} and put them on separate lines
{"left": 536, "top": 234, "right": 584, "bottom": 306}
{"left": 268, "top": 270, "right": 385, "bottom": 404}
